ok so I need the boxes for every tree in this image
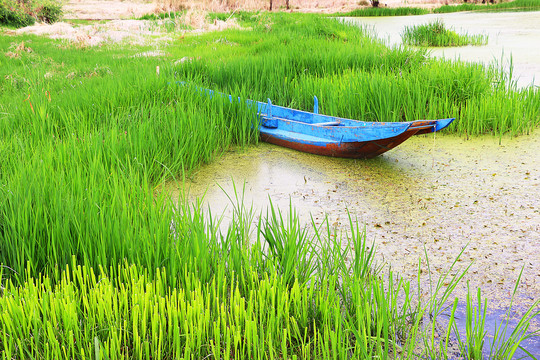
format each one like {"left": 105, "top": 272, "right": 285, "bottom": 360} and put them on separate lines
{"left": 269, "top": 0, "right": 290, "bottom": 10}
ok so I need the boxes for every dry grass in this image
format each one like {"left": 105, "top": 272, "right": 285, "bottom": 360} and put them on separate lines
{"left": 153, "top": 0, "right": 360, "bottom": 13}
{"left": 155, "top": 0, "right": 271, "bottom": 12}
{"left": 179, "top": 9, "right": 241, "bottom": 31}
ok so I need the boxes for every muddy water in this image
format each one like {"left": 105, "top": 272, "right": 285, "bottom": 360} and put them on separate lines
{"left": 167, "top": 133, "right": 540, "bottom": 311}
{"left": 342, "top": 11, "right": 540, "bottom": 88}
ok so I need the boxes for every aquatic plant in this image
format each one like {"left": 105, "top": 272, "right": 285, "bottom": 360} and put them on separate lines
{"left": 340, "top": 0, "right": 540, "bottom": 17}
{"left": 171, "top": 13, "right": 538, "bottom": 135}
{"left": 401, "top": 19, "right": 488, "bottom": 47}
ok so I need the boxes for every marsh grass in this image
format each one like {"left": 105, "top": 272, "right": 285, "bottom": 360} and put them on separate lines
{"left": 0, "top": 14, "right": 537, "bottom": 278}
{"left": 171, "top": 13, "right": 538, "bottom": 135}
{"left": 401, "top": 19, "right": 488, "bottom": 47}
{"left": 338, "top": 6, "right": 429, "bottom": 17}
{"left": 434, "top": 0, "right": 540, "bottom": 13}
{"left": 1, "top": 201, "right": 539, "bottom": 359}
{"left": 340, "top": 0, "right": 540, "bottom": 17}
{"left": 0, "top": 12, "right": 539, "bottom": 359}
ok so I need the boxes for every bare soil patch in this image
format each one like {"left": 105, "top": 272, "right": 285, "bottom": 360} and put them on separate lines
{"left": 60, "top": 0, "right": 447, "bottom": 20}
{"left": 11, "top": 5, "right": 241, "bottom": 46}
{"left": 12, "top": 20, "right": 172, "bottom": 46}
{"left": 9, "top": 0, "right": 448, "bottom": 45}
{"left": 62, "top": 0, "right": 156, "bottom": 20}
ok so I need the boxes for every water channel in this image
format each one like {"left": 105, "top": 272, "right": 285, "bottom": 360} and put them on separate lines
{"left": 166, "top": 10, "right": 540, "bottom": 356}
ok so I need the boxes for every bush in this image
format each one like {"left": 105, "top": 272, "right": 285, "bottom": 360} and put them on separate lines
{"left": 0, "top": 0, "right": 36, "bottom": 27}
{"left": 0, "top": 0, "right": 62, "bottom": 28}
{"left": 36, "top": 0, "right": 62, "bottom": 23}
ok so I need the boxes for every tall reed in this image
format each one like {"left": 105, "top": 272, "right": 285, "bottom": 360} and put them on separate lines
{"left": 339, "top": 6, "right": 429, "bottom": 17}
{"left": 172, "top": 14, "right": 538, "bottom": 135}
{"left": 434, "top": 0, "right": 540, "bottom": 13}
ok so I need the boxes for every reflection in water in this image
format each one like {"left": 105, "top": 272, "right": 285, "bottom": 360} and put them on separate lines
{"left": 342, "top": 11, "right": 540, "bottom": 88}
{"left": 443, "top": 301, "right": 540, "bottom": 357}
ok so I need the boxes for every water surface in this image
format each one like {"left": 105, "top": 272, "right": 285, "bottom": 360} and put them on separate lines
{"left": 164, "top": 11, "right": 540, "bottom": 353}
{"left": 167, "top": 133, "right": 539, "bottom": 313}
{"left": 342, "top": 11, "right": 540, "bottom": 88}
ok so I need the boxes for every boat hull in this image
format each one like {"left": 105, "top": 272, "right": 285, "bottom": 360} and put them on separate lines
{"left": 177, "top": 82, "right": 455, "bottom": 158}
{"left": 260, "top": 120, "right": 436, "bottom": 159}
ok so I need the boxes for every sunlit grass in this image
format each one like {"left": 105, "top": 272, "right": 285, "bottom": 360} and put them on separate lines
{"left": 338, "top": 6, "right": 428, "bottom": 16}
{"left": 0, "top": 12, "right": 539, "bottom": 359}
{"left": 340, "top": 0, "right": 540, "bottom": 16}
{"left": 171, "top": 13, "right": 538, "bottom": 136}
{"left": 1, "top": 201, "right": 538, "bottom": 359}
{"left": 434, "top": 0, "right": 540, "bottom": 13}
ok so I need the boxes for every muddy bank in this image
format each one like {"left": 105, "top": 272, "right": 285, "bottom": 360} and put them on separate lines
{"left": 165, "top": 133, "right": 539, "bottom": 312}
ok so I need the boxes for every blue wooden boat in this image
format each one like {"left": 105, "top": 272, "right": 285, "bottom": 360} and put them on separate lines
{"left": 185, "top": 83, "right": 455, "bottom": 158}
{"left": 254, "top": 97, "right": 454, "bottom": 158}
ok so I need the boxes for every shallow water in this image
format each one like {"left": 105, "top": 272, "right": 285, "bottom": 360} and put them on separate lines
{"left": 163, "top": 10, "right": 540, "bottom": 352}
{"left": 166, "top": 133, "right": 540, "bottom": 311}
{"left": 444, "top": 301, "right": 540, "bottom": 357}
{"left": 342, "top": 11, "right": 540, "bottom": 88}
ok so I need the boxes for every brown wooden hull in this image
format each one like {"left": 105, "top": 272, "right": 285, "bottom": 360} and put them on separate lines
{"left": 260, "top": 120, "right": 442, "bottom": 159}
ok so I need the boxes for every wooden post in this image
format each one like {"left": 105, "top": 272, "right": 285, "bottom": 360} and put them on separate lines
{"left": 270, "top": 0, "right": 273, "bottom": 10}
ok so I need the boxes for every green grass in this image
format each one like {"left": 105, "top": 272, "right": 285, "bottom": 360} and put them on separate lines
{"left": 171, "top": 13, "right": 538, "bottom": 135}
{"left": 434, "top": 0, "right": 540, "bottom": 13}
{"left": 0, "top": 13, "right": 539, "bottom": 359}
{"left": 339, "top": 0, "right": 540, "bottom": 16}
{"left": 139, "top": 10, "right": 186, "bottom": 20}
{"left": 1, "top": 205, "right": 538, "bottom": 359}
{"left": 0, "top": 13, "right": 537, "bottom": 277}
{"left": 337, "top": 6, "right": 428, "bottom": 16}
{"left": 401, "top": 19, "right": 489, "bottom": 47}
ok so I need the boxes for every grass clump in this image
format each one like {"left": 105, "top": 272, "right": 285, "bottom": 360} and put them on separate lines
{"left": 0, "top": 0, "right": 62, "bottom": 27}
{"left": 172, "top": 13, "right": 538, "bottom": 136}
{"left": 401, "top": 19, "right": 488, "bottom": 47}
{"left": 0, "top": 0, "right": 35, "bottom": 27}
{"left": 340, "top": 0, "right": 540, "bottom": 17}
